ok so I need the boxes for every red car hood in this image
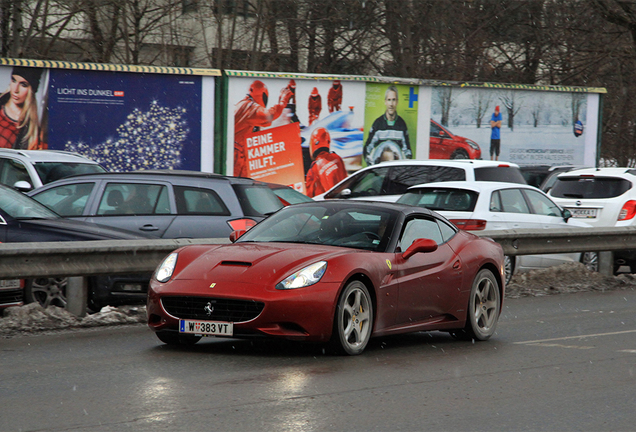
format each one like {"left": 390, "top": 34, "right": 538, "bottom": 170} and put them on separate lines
{"left": 174, "top": 242, "right": 354, "bottom": 287}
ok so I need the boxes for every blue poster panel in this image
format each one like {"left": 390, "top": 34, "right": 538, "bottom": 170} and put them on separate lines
{"left": 47, "top": 69, "right": 202, "bottom": 171}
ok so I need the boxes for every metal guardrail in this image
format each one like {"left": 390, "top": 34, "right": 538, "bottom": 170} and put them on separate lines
{"left": 1, "top": 227, "right": 635, "bottom": 315}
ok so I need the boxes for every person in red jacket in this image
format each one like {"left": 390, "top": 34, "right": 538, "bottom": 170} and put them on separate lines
{"left": 308, "top": 87, "right": 322, "bottom": 126}
{"left": 234, "top": 80, "right": 292, "bottom": 177}
{"left": 305, "top": 127, "right": 347, "bottom": 197}
{"left": 327, "top": 80, "right": 342, "bottom": 113}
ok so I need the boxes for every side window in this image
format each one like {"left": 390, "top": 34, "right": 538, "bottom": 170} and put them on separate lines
{"left": 97, "top": 183, "right": 169, "bottom": 215}
{"left": 499, "top": 188, "right": 530, "bottom": 214}
{"left": 174, "top": 186, "right": 230, "bottom": 216}
{"left": 437, "top": 218, "right": 458, "bottom": 242}
{"left": 490, "top": 191, "right": 502, "bottom": 212}
{"left": 399, "top": 217, "right": 444, "bottom": 251}
{"left": 348, "top": 168, "right": 389, "bottom": 197}
{"left": 31, "top": 183, "right": 95, "bottom": 216}
{"left": 430, "top": 121, "right": 442, "bottom": 138}
{"left": 523, "top": 189, "right": 561, "bottom": 217}
{"left": 0, "top": 158, "right": 31, "bottom": 189}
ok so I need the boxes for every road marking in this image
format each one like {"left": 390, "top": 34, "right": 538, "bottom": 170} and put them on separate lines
{"left": 618, "top": 349, "right": 636, "bottom": 354}
{"left": 514, "top": 329, "right": 636, "bottom": 345}
{"left": 524, "top": 343, "right": 595, "bottom": 350}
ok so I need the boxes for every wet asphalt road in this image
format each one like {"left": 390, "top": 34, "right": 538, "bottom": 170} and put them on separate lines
{"left": 2, "top": 289, "right": 636, "bottom": 432}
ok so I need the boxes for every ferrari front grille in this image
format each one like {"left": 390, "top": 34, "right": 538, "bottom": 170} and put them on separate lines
{"left": 161, "top": 296, "right": 264, "bottom": 322}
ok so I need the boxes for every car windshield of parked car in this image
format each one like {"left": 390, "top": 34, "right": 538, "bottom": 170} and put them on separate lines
{"left": 398, "top": 188, "right": 478, "bottom": 212}
{"left": 550, "top": 177, "right": 631, "bottom": 199}
{"left": 232, "top": 184, "right": 284, "bottom": 216}
{"left": 237, "top": 204, "right": 397, "bottom": 252}
{"left": 34, "top": 162, "right": 106, "bottom": 185}
{"left": 0, "top": 186, "right": 59, "bottom": 219}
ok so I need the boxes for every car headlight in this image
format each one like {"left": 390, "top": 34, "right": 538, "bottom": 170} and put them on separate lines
{"left": 276, "top": 261, "right": 327, "bottom": 290}
{"left": 466, "top": 140, "right": 480, "bottom": 150}
{"left": 155, "top": 252, "right": 178, "bottom": 283}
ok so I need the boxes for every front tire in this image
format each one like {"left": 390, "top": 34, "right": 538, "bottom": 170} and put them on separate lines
{"left": 451, "top": 149, "right": 469, "bottom": 159}
{"left": 331, "top": 280, "right": 373, "bottom": 355}
{"left": 465, "top": 269, "right": 500, "bottom": 340}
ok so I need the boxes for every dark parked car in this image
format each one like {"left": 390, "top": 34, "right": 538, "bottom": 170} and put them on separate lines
{"left": 28, "top": 170, "right": 284, "bottom": 239}
{"left": 0, "top": 184, "right": 149, "bottom": 310}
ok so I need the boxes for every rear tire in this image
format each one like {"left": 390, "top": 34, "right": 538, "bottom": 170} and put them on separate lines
{"left": 503, "top": 256, "right": 514, "bottom": 285}
{"left": 465, "top": 269, "right": 500, "bottom": 340}
{"left": 330, "top": 280, "right": 373, "bottom": 355}
{"left": 24, "top": 278, "right": 68, "bottom": 308}
{"left": 155, "top": 331, "right": 201, "bottom": 346}
{"left": 581, "top": 252, "right": 598, "bottom": 272}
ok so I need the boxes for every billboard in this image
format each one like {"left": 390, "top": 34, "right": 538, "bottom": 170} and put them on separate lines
{"left": 429, "top": 86, "right": 599, "bottom": 166}
{"left": 0, "top": 60, "right": 218, "bottom": 172}
{"left": 227, "top": 75, "right": 368, "bottom": 196}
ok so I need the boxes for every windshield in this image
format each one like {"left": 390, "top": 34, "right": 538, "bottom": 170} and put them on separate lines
{"left": 398, "top": 188, "right": 478, "bottom": 212}
{"left": 550, "top": 177, "right": 631, "bottom": 199}
{"left": 238, "top": 204, "right": 398, "bottom": 252}
{"left": 34, "top": 162, "right": 106, "bottom": 185}
{"left": 232, "top": 184, "right": 284, "bottom": 216}
{"left": 0, "top": 186, "right": 59, "bottom": 219}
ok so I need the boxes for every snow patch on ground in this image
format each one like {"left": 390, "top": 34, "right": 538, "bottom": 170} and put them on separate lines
{"left": 0, "top": 303, "right": 146, "bottom": 338}
{"left": 2, "top": 262, "right": 636, "bottom": 339}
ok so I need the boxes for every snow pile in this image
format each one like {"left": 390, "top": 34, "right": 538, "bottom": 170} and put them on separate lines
{"left": 0, "top": 303, "right": 146, "bottom": 338}
{"left": 507, "top": 262, "right": 636, "bottom": 298}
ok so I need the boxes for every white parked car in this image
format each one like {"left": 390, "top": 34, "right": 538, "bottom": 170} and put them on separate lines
{"left": 0, "top": 149, "right": 106, "bottom": 192}
{"left": 313, "top": 159, "right": 527, "bottom": 202}
{"left": 397, "top": 181, "right": 593, "bottom": 283}
{"left": 548, "top": 167, "right": 636, "bottom": 273}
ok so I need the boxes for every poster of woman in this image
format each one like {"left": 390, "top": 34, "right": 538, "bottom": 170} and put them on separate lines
{"left": 0, "top": 66, "right": 48, "bottom": 150}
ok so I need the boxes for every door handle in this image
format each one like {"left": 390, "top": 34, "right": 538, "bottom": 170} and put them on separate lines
{"left": 139, "top": 225, "right": 159, "bottom": 231}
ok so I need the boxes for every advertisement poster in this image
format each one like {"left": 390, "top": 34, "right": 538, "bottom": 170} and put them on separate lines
{"left": 228, "top": 75, "right": 365, "bottom": 196}
{"left": 430, "top": 87, "right": 597, "bottom": 166}
{"left": 0, "top": 66, "right": 50, "bottom": 150}
{"left": 46, "top": 69, "right": 204, "bottom": 171}
{"left": 363, "top": 83, "right": 419, "bottom": 166}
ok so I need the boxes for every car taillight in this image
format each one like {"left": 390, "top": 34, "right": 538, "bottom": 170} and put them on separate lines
{"left": 618, "top": 200, "right": 636, "bottom": 221}
{"left": 449, "top": 219, "right": 487, "bottom": 230}
{"left": 227, "top": 218, "right": 257, "bottom": 231}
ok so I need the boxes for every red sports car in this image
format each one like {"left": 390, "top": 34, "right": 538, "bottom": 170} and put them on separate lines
{"left": 147, "top": 201, "right": 504, "bottom": 355}
{"left": 430, "top": 119, "right": 482, "bottom": 160}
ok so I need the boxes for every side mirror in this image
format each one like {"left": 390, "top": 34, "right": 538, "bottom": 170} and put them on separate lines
{"left": 339, "top": 188, "right": 352, "bottom": 198}
{"left": 13, "top": 180, "right": 33, "bottom": 192}
{"left": 402, "top": 238, "right": 438, "bottom": 260}
{"left": 229, "top": 229, "right": 247, "bottom": 243}
{"left": 562, "top": 208, "right": 572, "bottom": 222}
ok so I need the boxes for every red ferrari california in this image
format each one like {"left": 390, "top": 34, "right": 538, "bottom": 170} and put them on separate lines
{"left": 147, "top": 201, "right": 505, "bottom": 355}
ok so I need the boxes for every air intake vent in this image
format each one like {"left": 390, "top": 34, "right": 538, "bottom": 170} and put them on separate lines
{"left": 221, "top": 261, "right": 252, "bottom": 267}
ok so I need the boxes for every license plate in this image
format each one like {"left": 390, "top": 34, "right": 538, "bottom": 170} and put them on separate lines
{"left": 179, "top": 319, "right": 233, "bottom": 336}
{"left": 0, "top": 279, "right": 20, "bottom": 290}
{"left": 567, "top": 208, "right": 598, "bottom": 218}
